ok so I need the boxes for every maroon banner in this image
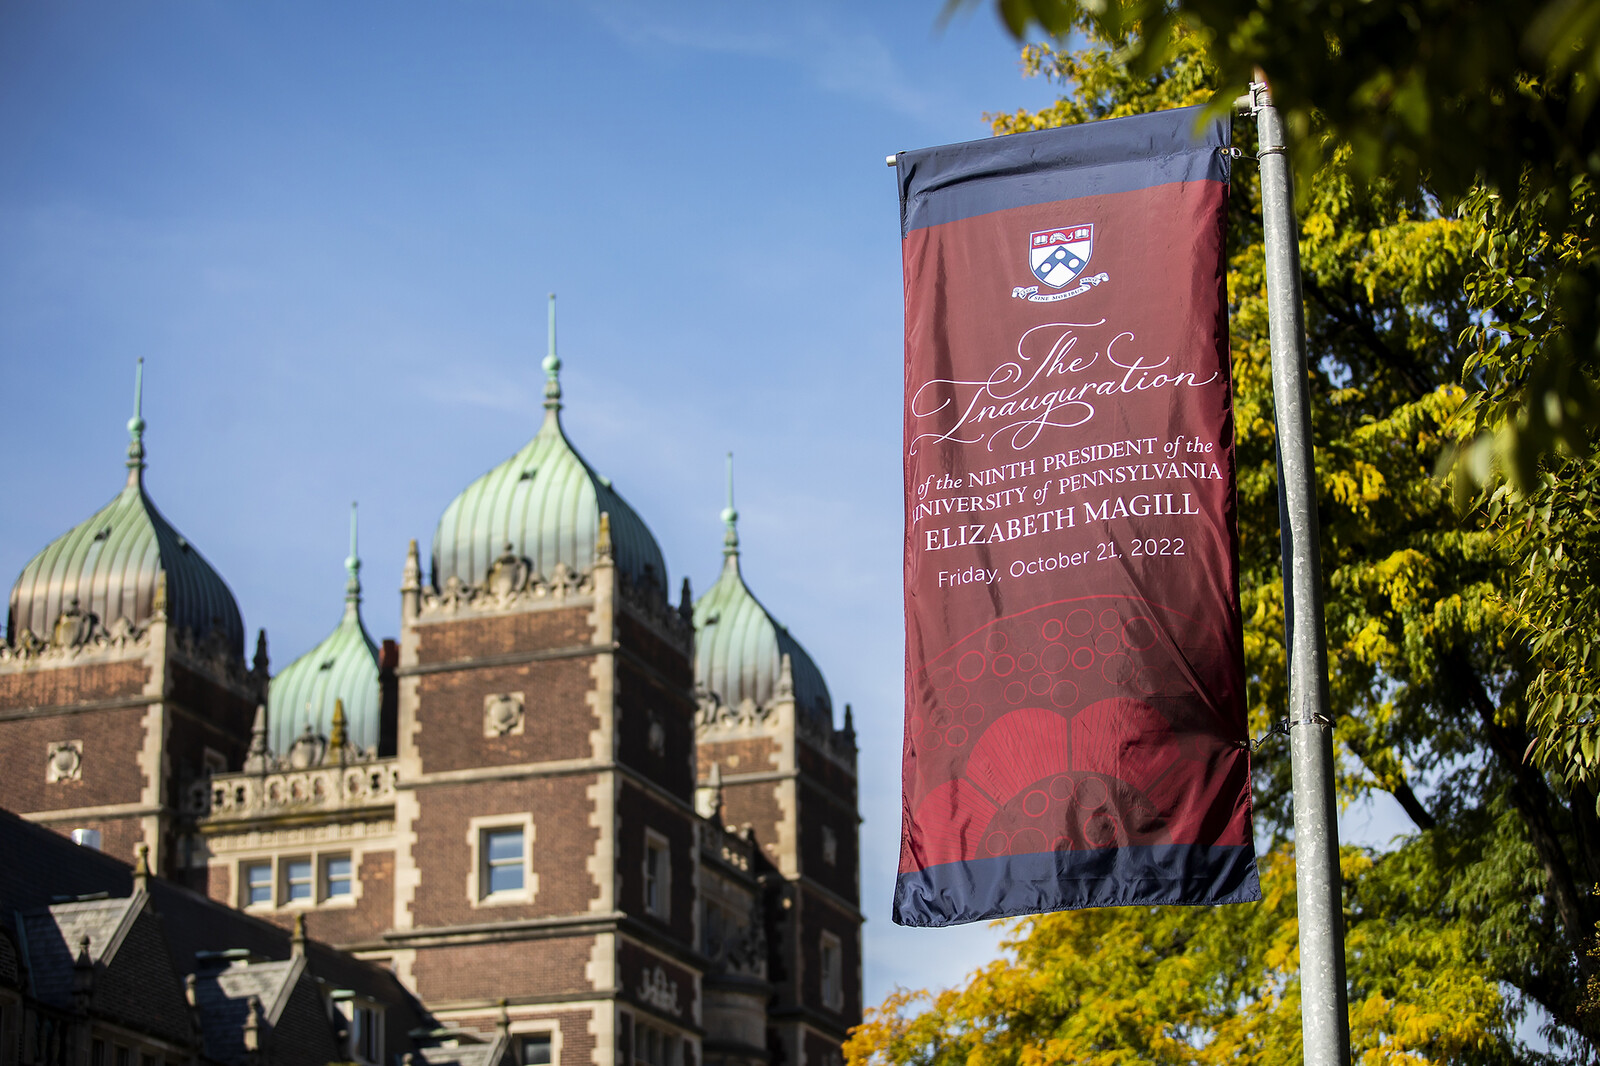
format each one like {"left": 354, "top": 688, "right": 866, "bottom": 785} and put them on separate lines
{"left": 894, "top": 109, "right": 1259, "bottom": 926}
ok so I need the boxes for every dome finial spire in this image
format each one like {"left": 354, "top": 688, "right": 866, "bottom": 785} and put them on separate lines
{"left": 721, "top": 452, "right": 739, "bottom": 558}
{"left": 543, "top": 292, "right": 562, "bottom": 413}
{"left": 125, "top": 358, "right": 147, "bottom": 483}
{"left": 344, "top": 501, "right": 362, "bottom": 606}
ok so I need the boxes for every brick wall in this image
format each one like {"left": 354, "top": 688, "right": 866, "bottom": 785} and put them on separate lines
{"left": 714, "top": 780, "right": 783, "bottom": 866}
{"left": 616, "top": 660, "right": 695, "bottom": 802}
{"left": 618, "top": 939, "right": 699, "bottom": 1030}
{"left": 249, "top": 849, "right": 396, "bottom": 947}
{"left": 411, "top": 934, "right": 596, "bottom": 1005}
{"left": 696, "top": 737, "right": 777, "bottom": 779}
{"left": 0, "top": 659, "right": 148, "bottom": 711}
{"left": 415, "top": 657, "right": 598, "bottom": 773}
{"left": 796, "top": 745, "right": 855, "bottom": 805}
{"left": 615, "top": 616, "right": 693, "bottom": 691}
{"left": 447, "top": 1007, "right": 596, "bottom": 1066}
{"left": 415, "top": 608, "right": 591, "bottom": 666}
{"left": 795, "top": 887, "right": 861, "bottom": 1029}
{"left": 42, "top": 817, "right": 145, "bottom": 867}
{"left": 167, "top": 663, "right": 255, "bottom": 744}
{"left": 550, "top": 1008, "right": 597, "bottom": 1066}
{"left": 796, "top": 782, "right": 857, "bottom": 904}
{"left": 0, "top": 704, "right": 149, "bottom": 814}
{"left": 207, "top": 859, "right": 230, "bottom": 905}
{"left": 410, "top": 775, "right": 601, "bottom": 926}
{"left": 616, "top": 782, "right": 696, "bottom": 946}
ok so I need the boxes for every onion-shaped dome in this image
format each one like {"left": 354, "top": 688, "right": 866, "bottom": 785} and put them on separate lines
{"left": 693, "top": 457, "right": 832, "bottom": 727}
{"left": 268, "top": 505, "right": 380, "bottom": 755}
{"left": 6, "top": 361, "right": 244, "bottom": 657}
{"left": 431, "top": 296, "right": 668, "bottom": 596}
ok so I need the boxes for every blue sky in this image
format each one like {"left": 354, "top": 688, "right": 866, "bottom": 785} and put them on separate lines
{"left": 1, "top": 0, "right": 1071, "bottom": 1005}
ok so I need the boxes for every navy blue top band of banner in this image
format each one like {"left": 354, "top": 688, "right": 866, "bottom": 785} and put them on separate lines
{"left": 897, "top": 106, "right": 1229, "bottom": 237}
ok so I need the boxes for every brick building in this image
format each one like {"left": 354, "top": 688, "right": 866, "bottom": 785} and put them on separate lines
{"left": 1, "top": 321, "right": 863, "bottom": 1066}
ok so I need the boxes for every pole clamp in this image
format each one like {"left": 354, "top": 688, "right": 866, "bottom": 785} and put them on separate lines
{"left": 1245, "top": 717, "right": 1291, "bottom": 751}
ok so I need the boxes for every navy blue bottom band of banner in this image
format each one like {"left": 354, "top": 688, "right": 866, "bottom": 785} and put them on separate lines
{"left": 892, "top": 844, "right": 1262, "bottom": 927}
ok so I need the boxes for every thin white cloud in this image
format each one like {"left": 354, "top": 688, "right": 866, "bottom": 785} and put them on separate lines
{"left": 414, "top": 372, "right": 535, "bottom": 416}
{"left": 589, "top": 4, "right": 784, "bottom": 57}
{"left": 585, "top": 0, "right": 945, "bottom": 122}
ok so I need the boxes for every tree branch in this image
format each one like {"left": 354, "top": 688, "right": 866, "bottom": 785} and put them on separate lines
{"left": 1342, "top": 734, "right": 1436, "bottom": 831}
{"left": 1449, "top": 652, "right": 1597, "bottom": 976}
{"left": 1302, "top": 276, "right": 1436, "bottom": 400}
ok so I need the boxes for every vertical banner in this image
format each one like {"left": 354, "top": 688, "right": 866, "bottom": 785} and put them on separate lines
{"left": 895, "top": 108, "right": 1260, "bottom": 926}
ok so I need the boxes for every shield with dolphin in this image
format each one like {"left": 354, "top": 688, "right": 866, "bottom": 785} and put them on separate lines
{"left": 1029, "top": 224, "right": 1094, "bottom": 288}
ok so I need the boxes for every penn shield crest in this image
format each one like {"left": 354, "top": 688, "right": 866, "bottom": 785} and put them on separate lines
{"left": 1029, "top": 224, "right": 1094, "bottom": 288}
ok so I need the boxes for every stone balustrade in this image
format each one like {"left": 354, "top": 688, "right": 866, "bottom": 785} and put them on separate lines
{"left": 187, "top": 758, "right": 399, "bottom": 821}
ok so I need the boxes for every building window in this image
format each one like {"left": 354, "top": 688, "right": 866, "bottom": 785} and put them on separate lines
{"left": 517, "top": 1033, "right": 552, "bottom": 1065}
{"left": 323, "top": 855, "right": 353, "bottom": 900}
{"left": 283, "top": 858, "right": 314, "bottom": 903}
{"left": 820, "top": 932, "right": 843, "bottom": 1011}
{"left": 243, "top": 861, "right": 273, "bottom": 907}
{"left": 355, "top": 1005, "right": 382, "bottom": 1063}
{"left": 466, "top": 815, "right": 536, "bottom": 905}
{"left": 701, "top": 897, "right": 729, "bottom": 958}
{"left": 485, "top": 828, "right": 525, "bottom": 896}
{"left": 633, "top": 1021, "right": 679, "bottom": 1066}
{"left": 91, "top": 1040, "right": 105, "bottom": 1066}
{"left": 115, "top": 1046, "right": 130, "bottom": 1066}
{"left": 643, "top": 832, "right": 670, "bottom": 919}
{"left": 337, "top": 999, "right": 383, "bottom": 1064}
{"left": 822, "top": 825, "right": 838, "bottom": 866}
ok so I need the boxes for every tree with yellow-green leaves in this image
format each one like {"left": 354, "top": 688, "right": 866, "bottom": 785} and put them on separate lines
{"left": 961, "top": 0, "right": 1600, "bottom": 489}
{"left": 851, "top": 20, "right": 1600, "bottom": 1063}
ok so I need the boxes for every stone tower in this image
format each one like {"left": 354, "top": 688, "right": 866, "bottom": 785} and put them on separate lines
{"left": 388, "top": 297, "right": 709, "bottom": 1064}
{"left": 692, "top": 458, "right": 862, "bottom": 1066}
{"left": 0, "top": 361, "right": 260, "bottom": 877}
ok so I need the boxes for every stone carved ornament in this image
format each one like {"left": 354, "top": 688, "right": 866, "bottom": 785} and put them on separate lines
{"left": 484, "top": 692, "right": 525, "bottom": 737}
{"left": 636, "top": 965, "right": 680, "bottom": 1015}
{"left": 46, "top": 741, "right": 83, "bottom": 783}
{"left": 2, "top": 607, "right": 151, "bottom": 665}
{"left": 420, "top": 545, "right": 593, "bottom": 619}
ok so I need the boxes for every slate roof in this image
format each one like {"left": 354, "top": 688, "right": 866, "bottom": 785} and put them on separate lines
{"left": 0, "top": 809, "right": 429, "bottom": 1060}
{"left": 191, "top": 956, "right": 303, "bottom": 1064}
{"left": 16, "top": 892, "right": 196, "bottom": 1047}
{"left": 19, "top": 895, "right": 139, "bottom": 1010}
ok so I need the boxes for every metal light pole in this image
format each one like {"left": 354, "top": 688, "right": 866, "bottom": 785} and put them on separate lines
{"left": 1247, "top": 79, "right": 1353, "bottom": 1066}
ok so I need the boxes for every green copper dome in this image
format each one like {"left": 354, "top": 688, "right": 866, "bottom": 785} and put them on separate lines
{"left": 693, "top": 457, "right": 832, "bottom": 726}
{"left": 268, "top": 505, "right": 380, "bottom": 755}
{"left": 6, "top": 362, "right": 245, "bottom": 657}
{"left": 431, "top": 297, "right": 669, "bottom": 596}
